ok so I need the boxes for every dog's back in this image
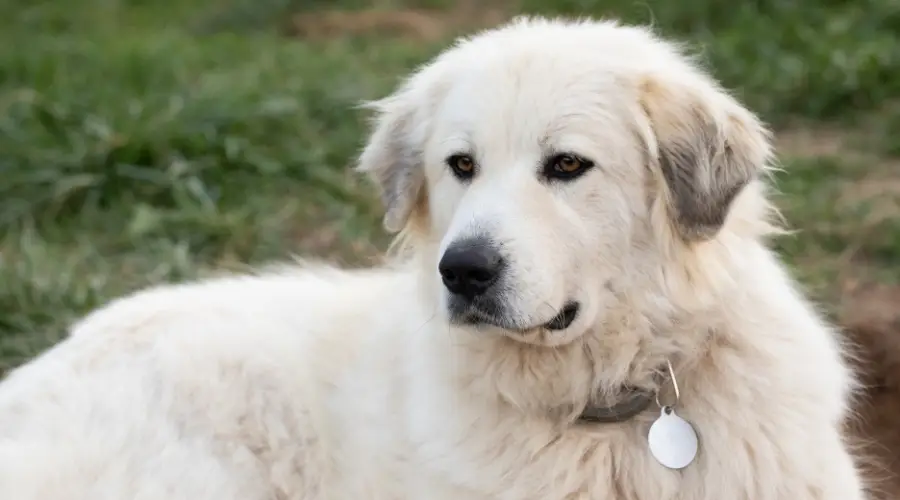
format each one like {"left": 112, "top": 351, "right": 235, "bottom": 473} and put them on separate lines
{"left": 0, "top": 265, "right": 416, "bottom": 500}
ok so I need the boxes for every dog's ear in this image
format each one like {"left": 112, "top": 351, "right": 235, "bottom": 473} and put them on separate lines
{"left": 638, "top": 74, "right": 772, "bottom": 241}
{"left": 356, "top": 85, "right": 430, "bottom": 234}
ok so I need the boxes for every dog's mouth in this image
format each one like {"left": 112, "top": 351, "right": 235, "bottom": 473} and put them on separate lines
{"left": 461, "top": 301, "right": 580, "bottom": 333}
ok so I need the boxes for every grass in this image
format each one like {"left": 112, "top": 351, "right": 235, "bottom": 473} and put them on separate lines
{"left": 1, "top": 0, "right": 898, "bottom": 372}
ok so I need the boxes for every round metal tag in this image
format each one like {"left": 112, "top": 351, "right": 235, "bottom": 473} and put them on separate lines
{"left": 647, "top": 407, "right": 698, "bottom": 470}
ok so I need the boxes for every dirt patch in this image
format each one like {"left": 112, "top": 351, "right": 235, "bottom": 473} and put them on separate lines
{"left": 285, "top": 1, "right": 512, "bottom": 42}
{"left": 840, "top": 283, "right": 900, "bottom": 343}
{"left": 837, "top": 174, "right": 900, "bottom": 225}
{"left": 775, "top": 126, "right": 851, "bottom": 158}
{"left": 840, "top": 283, "right": 900, "bottom": 499}
{"left": 776, "top": 123, "right": 900, "bottom": 170}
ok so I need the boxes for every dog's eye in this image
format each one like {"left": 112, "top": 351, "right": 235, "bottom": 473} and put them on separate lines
{"left": 544, "top": 154, "right": 594, "bottom": 181}
{"left": 446, "top": 154, "right": 476, "bottom": 180}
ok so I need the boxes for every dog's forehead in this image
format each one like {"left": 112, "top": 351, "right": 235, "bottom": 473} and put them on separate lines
{"left": 434, "top": 58, "right": 633, "bottom": 149}
{"left": 456, "top": 44, "right": 627, "bottom": 99}
{"left": 417, "top": 22, "right": 679, "bottom": 165}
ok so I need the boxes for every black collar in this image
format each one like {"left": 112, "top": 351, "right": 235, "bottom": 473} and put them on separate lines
{"left": 577, "top": 387, "right": 655, "bottom": 424}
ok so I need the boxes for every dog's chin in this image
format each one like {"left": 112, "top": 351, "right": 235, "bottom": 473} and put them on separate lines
{"left": 450, "top": 300, "right": 584, "bottom": 346}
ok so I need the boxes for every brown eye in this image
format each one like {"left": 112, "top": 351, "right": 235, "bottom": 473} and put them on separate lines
{"left": 446, "top": 154, "right": 476, "bottom": 180}
{"left": 545, "top": 153, "right": 594, "bottom": 181}
{"left": 555, "top": 155, "right": 582, "bottom": 173}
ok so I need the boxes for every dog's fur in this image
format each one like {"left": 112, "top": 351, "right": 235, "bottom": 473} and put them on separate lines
{"left": 0, "top": 17, "right": 869, "bottom": 499}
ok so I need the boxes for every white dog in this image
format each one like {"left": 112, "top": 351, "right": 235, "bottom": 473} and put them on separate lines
{"left": 0, "top": 17, "right": 869, "bottom": 499}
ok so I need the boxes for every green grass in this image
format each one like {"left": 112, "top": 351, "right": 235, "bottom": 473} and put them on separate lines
{"left": 1, "top": 0, "right": 899, "bottom": 372}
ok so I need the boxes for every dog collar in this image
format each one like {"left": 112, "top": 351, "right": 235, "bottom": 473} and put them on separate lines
{"left": 578, "top": 387, "right": 655, "bottom": 423}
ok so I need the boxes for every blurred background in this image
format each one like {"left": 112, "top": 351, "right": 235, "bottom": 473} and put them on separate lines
{"left": 0, "top": 0, "right": 898, "bottom": 372}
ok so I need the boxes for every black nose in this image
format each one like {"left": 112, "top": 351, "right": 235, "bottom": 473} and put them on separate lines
{"left": 438, "top": 238, "right": 504, "bottom": 299}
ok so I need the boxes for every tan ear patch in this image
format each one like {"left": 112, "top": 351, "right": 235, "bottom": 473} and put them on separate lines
{"left": 638, "top": 74, "right": 771, "bottom": 241}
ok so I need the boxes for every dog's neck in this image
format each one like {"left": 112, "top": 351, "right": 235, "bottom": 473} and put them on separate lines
{"left": 429, "top": 325, "right": 692, "bottom": 426}
{"left": 577, "top": 386, "right": 655, "bottom": 423}
{"left": 418, "top": 291, "right": 717, "bottom": 426}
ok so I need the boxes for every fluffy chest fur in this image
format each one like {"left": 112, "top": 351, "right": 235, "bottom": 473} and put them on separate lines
{"left": 387, "top": 319, "right": 854, "bottom": 499}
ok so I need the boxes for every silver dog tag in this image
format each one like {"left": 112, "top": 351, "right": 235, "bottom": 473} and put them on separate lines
{"left": 648, "top": 406, "right": 698, "bottom": 470}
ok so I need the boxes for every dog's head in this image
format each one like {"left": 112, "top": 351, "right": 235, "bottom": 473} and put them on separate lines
{"left": 358, "top": 18, "right": 775, "bottom": 347}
